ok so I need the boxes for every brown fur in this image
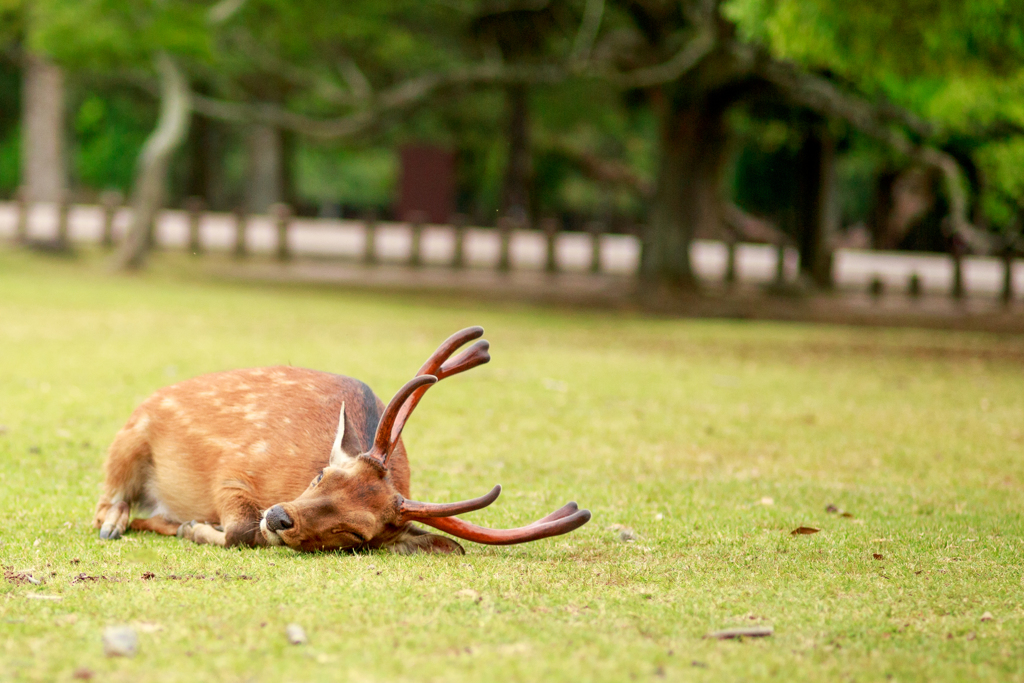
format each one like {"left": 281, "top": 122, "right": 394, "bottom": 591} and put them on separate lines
{"left": 93, "top": 366, "right": 424, "bottom": 551}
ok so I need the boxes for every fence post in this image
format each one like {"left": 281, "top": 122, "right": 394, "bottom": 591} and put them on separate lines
{"left": 15, "top": 186, "right": 28, "bottom": 243}
{"left": 408, "top": 211, "right": 427, "bottom": 268}
{"left": 869, "top": 275, "right": 884, "bottom": 298}
{"left": 100, "top": 190, "right": 123, "bottom": 248}
{"left": 55, "top": 193, "right": 70, "bottom": 250}
{"left": 1002, "top": 246, "right": 1015, "bottom": 305}
{"left": 540, "top": 217, "right": 559, "bottom": 274}
{"left": 271, "top": 202, "right": 292, "bottom": 261}
{"left": 183, "top": 196, "right": 204, "bottom": 255}
{"left": 233, "top": 206, "right": 248, "bottom": 258}
{"left": 724, "top": 236, "right": 737, "bottom": 286}
{"left": 908, "top": 272, "right": 922, "bottom": 298}
{"left": 451, "top": 213, "right": 467, "bottom": 269}
{"left": 950, "top": 239, "right": 965, "bottom": 299}
{"left": 774, "top": 240, "right": 787, "bottom": 287}
{"left": 496, "top": 216, "right": 514, "bottom": 272}
{"left": 363, "top": 209, "right": 378, "bottom": 265}
{"left": 588, "top": 221, "right": 603, "bottom": 274}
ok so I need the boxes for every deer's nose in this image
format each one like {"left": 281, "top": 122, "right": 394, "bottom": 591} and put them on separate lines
{"left": 265, "top": 506, "right": 294, "bottom": 532}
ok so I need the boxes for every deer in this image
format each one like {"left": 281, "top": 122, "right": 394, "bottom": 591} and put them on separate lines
{"left": 93, "top": 327, "right": 590, "bottom": 554}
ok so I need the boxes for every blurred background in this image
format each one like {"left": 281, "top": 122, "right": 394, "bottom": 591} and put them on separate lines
{"left": 0, "top": 0, "right": 1023, "bottom": 313}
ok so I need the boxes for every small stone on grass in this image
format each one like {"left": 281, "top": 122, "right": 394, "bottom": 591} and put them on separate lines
{"left": 980, "top": 611, "right": 994, "bottom": 622}
{"left": 285, "top": 624, "right": 308, "bottom": 645}
{"left": 102, "top": 626, "right": 138, "bottom": 657}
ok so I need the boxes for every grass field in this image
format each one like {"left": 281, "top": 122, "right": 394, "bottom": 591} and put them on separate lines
{"left": 1, "top": 249, "right": 1022, "bottom": 682}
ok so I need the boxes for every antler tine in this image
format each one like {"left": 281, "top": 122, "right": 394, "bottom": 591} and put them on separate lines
{"left": 416, "top": 326, "right": 484, "bottom": 376}
{"left": 413, "top": 506, "right": 592, "bottom": 545}
{"left": 399, "top": 485, "right": 501, "bottom": 520}
{"left": 387, "top": 330, "right": 490, "bottom": 446}
{"left": 365, "top": 375, "right": 437, "bottom": 466}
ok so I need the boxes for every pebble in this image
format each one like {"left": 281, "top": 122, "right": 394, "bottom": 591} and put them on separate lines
{"left": 102, "top": 626, "right": 138, "bottom": 657}
{"left": 980, "top": 611, "right": 994, "bottom": 622}
{"left": 285, "top": 624, "right": 307, "bottom": 645}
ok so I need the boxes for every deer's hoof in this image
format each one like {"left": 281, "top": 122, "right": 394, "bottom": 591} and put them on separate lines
{"left": 99, "top": 524, "right": 121, "bottom": 540}
{"left": 176, "top": 520, "right": 196, "bottom": 539}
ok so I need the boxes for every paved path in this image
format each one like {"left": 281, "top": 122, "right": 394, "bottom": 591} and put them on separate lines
{"left": 209, "top": 259, "right": 1024, "bottom": 334}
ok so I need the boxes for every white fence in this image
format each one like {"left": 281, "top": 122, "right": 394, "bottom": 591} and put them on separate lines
{"left": 0, "top": 200, "right": 1020, "bottom": 299}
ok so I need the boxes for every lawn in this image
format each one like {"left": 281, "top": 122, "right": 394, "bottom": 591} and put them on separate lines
{"left": 1, "top": 249, "right": 1022, "bottom": 682}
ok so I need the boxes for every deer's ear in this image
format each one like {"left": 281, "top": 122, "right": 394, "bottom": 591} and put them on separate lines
{"left": 389, "top": 527, "right": 465, "bottom": 555}
{"left": 329, "top": 402, "right": 360, "bottom": 468}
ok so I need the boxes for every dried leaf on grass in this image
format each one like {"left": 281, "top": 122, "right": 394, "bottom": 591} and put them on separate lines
{"left": 873, "top": 553, "right": 884, "bottom": 560}
{"left": 790, "top": 527, "right": 819, "bottom": 535}
{"left": 4, "top": 569, "right": 42, "bottom": 585}
{"left": 825, "top": 504, "right": 855, "bottom": 518}
{"left": 705, "top": 626, "right": 774, "bottom": 640}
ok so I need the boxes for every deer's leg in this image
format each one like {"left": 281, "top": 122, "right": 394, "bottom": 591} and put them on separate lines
{"left": 178, "top": 491, "right": 266, "bottom": 548}
{"left": 98, "top": 502, "right": 131, "bottom": 541}
{"left": 95, "top": 412, "right": 153, "bottom": 540}
{"left": 130, "top": 516, "right": 181, "bottom": 536}
{"left": 177, "top": 521, "right": 227, "bottom": 546}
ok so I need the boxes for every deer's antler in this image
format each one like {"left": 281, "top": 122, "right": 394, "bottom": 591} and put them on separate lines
{"left": 399, "top": 496, "right": 591, "bottom": 545}
{"left": 362, "top": 374, "right": 437, "bottom": 467}
{"left": 368, "top": 327, "right": 490, "bottom": 468}
{"left": 368, "top": 326, "right": 591, "bottom": 545}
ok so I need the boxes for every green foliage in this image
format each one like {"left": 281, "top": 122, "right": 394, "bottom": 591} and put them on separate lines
{"left": 0, "top": 57, "right": 20, "bottom": 193}
{"left": 71, "top": 91, "right": 155, "bottom": 192}
{"left": 30, "top": 0, "right": 213, "bottom": 71}
{"left": 294, "top": 144, "right": 396, "bottom": 209}
{"left": 725, "top": 0, "right": 1024, "bottom": 229}
{"left": 0, "top": 123, "right": 18, "bottom": 193}
{"left": 0, "top": 252, "right": 1023, "bottom": 681}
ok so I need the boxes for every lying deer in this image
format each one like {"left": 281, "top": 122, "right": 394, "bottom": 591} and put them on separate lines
{"left": 93, "top": 327, "right": 590, "bottom": 554}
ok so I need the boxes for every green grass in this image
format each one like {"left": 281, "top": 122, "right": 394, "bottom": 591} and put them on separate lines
{"left": 1, "top": 249, "right": 1023, "bottom": 682}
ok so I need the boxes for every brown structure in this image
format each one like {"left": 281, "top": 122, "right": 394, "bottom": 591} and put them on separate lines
{"left": 94, "top": 327, "right": 590, "bottom": 553}
{"left": 396, "top": 145, "right": 456, "bottom": 224}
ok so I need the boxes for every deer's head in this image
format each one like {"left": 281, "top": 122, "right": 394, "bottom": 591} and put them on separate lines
{"left": 258, "top": 327, "right": 591, "bottom": 554}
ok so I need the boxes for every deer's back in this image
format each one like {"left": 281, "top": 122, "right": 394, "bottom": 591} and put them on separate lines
{"left": 120, "top": 366, "right": 409, "bottom": 521}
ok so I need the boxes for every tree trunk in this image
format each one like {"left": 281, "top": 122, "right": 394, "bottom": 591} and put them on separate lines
{"left": 501, "top": 83, "right": 531, "bottom": 223}
{"left": 794, "top": 125, "right": 838, "bottom": 288}
{"left": 245, "top": 122, "right": 283, "bottom": 214}
{"left": 113, "top": 54, "right": 191, "bottom": 270}
{"left": 185, "top": 112, "right": 230, "bottom": 209}
{"left": 641, "top": 98, "right": 729, "bottom": 288}
{"left": 21, "top": 53, "right": 66, "bottom": 202}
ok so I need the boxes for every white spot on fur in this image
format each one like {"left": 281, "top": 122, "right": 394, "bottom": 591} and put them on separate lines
{"left": 260, "top": 516, "right": 283, "bottom": 546}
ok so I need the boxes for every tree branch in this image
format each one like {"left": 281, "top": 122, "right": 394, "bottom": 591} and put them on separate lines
{"left": 192, "top": 61, "right": 567, "bottom": 139}
{"left": 571, "top": 0, "right": 605, "bottom": 63}
{"left": 753, "top": 49, "right": 995, "bottom": 251}
{"left": 604, "top": 24, "right": 716, "bottom": 88}
{"left": 113, "top": 53, "right": 192, "bottom": 270}
{"left": 540, "top": 136, "right": 653, "bottom": 198}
